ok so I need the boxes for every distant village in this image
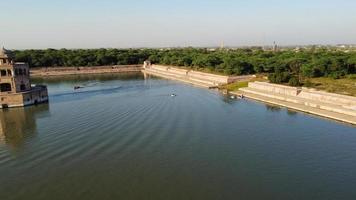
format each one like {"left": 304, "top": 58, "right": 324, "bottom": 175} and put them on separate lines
{"left": 153, "top": 44, "right": 356, "bottom": 53}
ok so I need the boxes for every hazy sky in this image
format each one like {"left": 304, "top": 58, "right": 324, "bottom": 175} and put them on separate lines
{"left": 1, "top": 0, "right": 355, "bottom": 49}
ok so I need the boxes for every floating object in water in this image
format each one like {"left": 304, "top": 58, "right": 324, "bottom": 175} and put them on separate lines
{"left": 74, "top": 86, "right": 84, "bottom": 90}
{"left": 171, "top": 94, "right": 177, "bottom": 97}
{"left": 230, "top": 94, "right": 244, "bottom": 100}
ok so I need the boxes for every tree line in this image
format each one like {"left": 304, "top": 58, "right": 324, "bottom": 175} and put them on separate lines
{"left": 14, "top": 48, "right": 356, "bottom": 86}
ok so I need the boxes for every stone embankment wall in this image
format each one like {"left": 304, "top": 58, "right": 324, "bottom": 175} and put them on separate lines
{"left": 144, "top": 64, "right": 254, "bottom": 87}
{"left": 0, "top": 93, "right": 23, "bottom": 108}
{"left": 31, "top": 65, "right": 142, "bottom": 76}
{"left": 299, "top": 88, "right": 356, "bottom": 109}
{"left": 0, "top": 86, "right": 48, "bottom": 108}
{"left": 240, "top": 82, "right": 356, "bottom": 124}
{"left": 248, "top": 82, "right": 356, "bottom": 109}
{"left": 248, "top": 82, "right": 299, "bottom": 96}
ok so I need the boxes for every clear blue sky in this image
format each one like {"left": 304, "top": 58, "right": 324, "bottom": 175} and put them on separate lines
{"left": 1, "top": 0, "right": 355, "bottom": 49}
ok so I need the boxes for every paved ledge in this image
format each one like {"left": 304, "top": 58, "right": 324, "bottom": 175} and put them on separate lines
{"left": 143, "top": 69, "right": 215, "bottom": 88}
{"left": 240, "top": 87, "right": 356, "bottom": 117}
{"left": 143, "top": 64, "right": 255, "bottom": 89}
{"left": 234, "top": 89, "right": 356, "bottom": 126}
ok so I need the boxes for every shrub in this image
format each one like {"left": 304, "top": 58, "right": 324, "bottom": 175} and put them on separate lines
{"left": 288, "top": 76, "right": 300, "bottom": 86}
{"left": 346, "top": 74, "right": 356, "bottom": 79}
{"left": 268, "top": 72, "right": 291, "bottom": 83}
{"left": 303, "top": 80, "right": 313, "bottom": 87}
{"left": 328, "top": 71, "right": 345, "bottom": 79}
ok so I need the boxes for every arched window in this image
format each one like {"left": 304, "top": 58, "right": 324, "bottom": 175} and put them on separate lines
{"left": 0, "top": 83, "right": 12, "bottom": 92}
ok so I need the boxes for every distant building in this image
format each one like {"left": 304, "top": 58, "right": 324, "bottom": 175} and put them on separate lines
{"left": 273, "top": 41, "right": 278, "bottom": 52}
{"left": 0, "top": 47, "right": 48, "bottom": 109}
{"left": 207, "top": 48, "right": 217, "bottom": 52}
{"left": 143, "top": 60, "right": 151, "bottom": 69}
{"left": 220, "top": 41, "right": 225, "bottom": 49}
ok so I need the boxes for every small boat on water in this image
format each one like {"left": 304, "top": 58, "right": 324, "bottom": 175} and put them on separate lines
{"left": 74, "top": 86, "right": 84, "bottom": 90}
{"left": 171, "top": 94, "right": 177, "bottom": 97}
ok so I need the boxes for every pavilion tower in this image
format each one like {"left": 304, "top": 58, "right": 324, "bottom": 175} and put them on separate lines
{"left": 0, "top": 47, "right": 48, "bottom": 108}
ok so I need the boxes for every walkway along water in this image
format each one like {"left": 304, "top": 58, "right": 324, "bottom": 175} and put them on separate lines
{"left": 30, "top": 65, "right": 142, "bottom": 76}
{"left": 236, "top": 82, "right": 356, "bottom": 125}
{"left": 142, "top": 61, "right": 254, "bottom": 88}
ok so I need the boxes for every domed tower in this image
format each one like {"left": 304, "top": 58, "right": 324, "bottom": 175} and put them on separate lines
{"left": 0, "top": 47, "right": 14, "bottom": 64}
{"left": 0, "top": 47, "right": 31, "bottom": 93}
{"left": 0, "top": 47, "right": 16, "bottom": 93}
{"left": 0, "top": 47, "right": 48, "bottom": 108}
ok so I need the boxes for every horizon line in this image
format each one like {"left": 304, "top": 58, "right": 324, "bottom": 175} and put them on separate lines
{"left": 6, "top": 43, "right": 356, "bottom": 50}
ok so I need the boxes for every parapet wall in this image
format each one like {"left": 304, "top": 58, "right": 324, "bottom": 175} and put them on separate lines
{"left": 145, "top": 65, "right": 252, "bottom": 86}
{"left": 299, "top": 88, "right": 356, "bottom": 108}
{"left": 248, "top": 82, "right": 299, "bottom": 96}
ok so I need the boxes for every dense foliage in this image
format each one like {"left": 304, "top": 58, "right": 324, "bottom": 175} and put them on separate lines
{"left": 14, "top": 48, "right": 356, "bottom": 85}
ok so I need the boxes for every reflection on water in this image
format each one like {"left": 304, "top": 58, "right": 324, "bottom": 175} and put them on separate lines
{"left": 220, "top": 95, "right": 239, "bottom": 105}
{"left": 0, "top": 104, "right": 49, "bottom": 149}
{"left": 265, "top": 104, "right": 282, "bottom": 112}
{"left": 287, "top": 109, "right": 298, "bottom": 116}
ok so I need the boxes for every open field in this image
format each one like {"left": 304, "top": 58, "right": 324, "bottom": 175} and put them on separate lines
{"left": 220, "top": 81, "right": 249, "bottom": 91}
{"left": 305, "top": 76, "right": 356, "bottom": 97}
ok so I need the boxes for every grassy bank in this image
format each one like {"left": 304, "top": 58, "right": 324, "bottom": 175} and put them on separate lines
{"left": 220, "top": 75, "right": 267, "bottom": 92}
{"left": 305, "top": 76, "right": 356, "bottom": 96}
{"left": 220, "top": 82, "right": 249, "bottom": 91}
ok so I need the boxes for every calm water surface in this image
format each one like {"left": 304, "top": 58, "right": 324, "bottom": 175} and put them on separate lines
{"left": 0, "top": 73, "right": 355, "bottom": 200}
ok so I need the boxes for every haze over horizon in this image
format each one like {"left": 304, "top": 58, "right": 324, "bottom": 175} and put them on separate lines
{"left": 1, "top": 0, "right": 356, "bottom": 49}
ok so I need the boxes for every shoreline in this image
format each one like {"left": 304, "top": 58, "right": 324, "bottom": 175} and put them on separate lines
{"left": 233, "top": 91, "right": 356, "bottom": 126}
{"left": 30, "top": 65, "right": 142, "bottom": 77}
{"left": 29, "top": 65, "right": 356, "bottom": 126}
{"left": 235, "top": 82, "right": 356, "bottom": 126}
